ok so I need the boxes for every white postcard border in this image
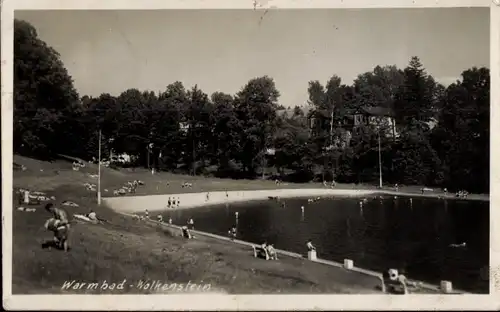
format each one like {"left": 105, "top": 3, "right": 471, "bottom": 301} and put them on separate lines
{"left": 2, "top": 0, "right": 499, "bottom": 310}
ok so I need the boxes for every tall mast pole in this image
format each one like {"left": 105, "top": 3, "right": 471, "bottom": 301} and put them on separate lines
{"left": 378, "top": 129, "right": 383, "bottom": 188}
{"left": 97, "top": 129, "right": 102, "bottom": 205}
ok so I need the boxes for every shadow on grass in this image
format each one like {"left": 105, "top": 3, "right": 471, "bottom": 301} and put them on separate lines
{"left": 41, "top": 240, "right": 71, "bottom": 252}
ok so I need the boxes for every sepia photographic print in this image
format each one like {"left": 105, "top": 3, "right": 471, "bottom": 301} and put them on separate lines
{"left": 2, "top": 0, "right": 499, "bottom": 310}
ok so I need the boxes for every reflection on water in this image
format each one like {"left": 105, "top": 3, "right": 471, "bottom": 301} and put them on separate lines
{"left": 161, "top": 195, "right": 489, "bottom": 293}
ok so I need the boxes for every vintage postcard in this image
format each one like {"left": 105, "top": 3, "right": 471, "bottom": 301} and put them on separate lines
{"left": 2, "top": 0, "right": 499, "bottom": 310}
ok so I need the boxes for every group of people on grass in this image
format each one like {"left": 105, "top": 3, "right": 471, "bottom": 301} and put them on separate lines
{"left": 260, "top": 241, "right": 278, "bottom": 260}
{"left": 322, "top": 180, "right": 336, "bottom": 188}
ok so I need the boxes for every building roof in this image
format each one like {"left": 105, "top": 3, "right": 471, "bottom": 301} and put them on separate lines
{"left": 344, "top": 106, "right": 394, "bottom": 117}
{"left": 361, "top": 106, "right": 394, "bottom": 117}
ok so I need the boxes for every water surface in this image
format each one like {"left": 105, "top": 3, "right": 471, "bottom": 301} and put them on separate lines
{"left": 160, "top": 195, "right": 489, "bottom": 293}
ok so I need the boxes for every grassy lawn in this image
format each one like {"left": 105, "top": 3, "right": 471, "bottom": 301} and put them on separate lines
{"left": 11, "top": 155, "right": 387, "bottom": 294}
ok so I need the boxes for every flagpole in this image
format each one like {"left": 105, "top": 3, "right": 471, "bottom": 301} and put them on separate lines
{"left": 378, "top": 130, "right": 383, "bottom": 188}
{"left": 97, "top": 129, "right": 102, "bottom": 205}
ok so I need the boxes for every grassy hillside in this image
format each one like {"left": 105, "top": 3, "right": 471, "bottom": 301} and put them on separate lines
{"left": 11, "top": 155, "right": 383, "bottom": 294}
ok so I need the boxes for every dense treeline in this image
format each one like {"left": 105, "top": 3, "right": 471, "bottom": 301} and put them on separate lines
{"left": 13, "top": 19, "right": 490, "bottom": 193}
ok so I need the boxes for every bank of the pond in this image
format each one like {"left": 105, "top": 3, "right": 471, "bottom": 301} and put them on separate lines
{"left": 103, "top": 188, "right": 489, "bottom": 213}
{"left": 147, "top": 195, "right": 487, "bottom": 293}
{"left": 103, "top": 188, "right": 376, "bottom": 213}
{"left": 118, "top": 212, "right": 454, "bottom": 294}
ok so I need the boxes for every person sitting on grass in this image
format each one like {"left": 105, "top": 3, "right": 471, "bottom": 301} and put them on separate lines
{"left": 256, "top": 241, "right": 269, "bottom": 259}
{"left": 396, "top": 269, "right": 408, "bottom": 294}
{"left": 44, "top": 203, "right": 70, "bottom": 252}
{"left": 181, "top": 225, "right": 194, "bottom": 239}
{"left": 306, "top": 239, "right": 316, "bottom": 251}
{"left": 382, "top": 268, "right": 408, "bottom": 294}
{"left": 231, "top": 226, "right": 237, "bottom": 240}
{"left": 267, "top": 244, "right": 278, "bottom": 260}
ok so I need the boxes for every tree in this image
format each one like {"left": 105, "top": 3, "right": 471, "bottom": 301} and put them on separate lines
{"left": 234, "top": 76, "right": 280, "bottom": 176}
{"left": 14, "top": 19, "right": 80, "bottom": 158}
{"left": 431, "top": 67, "right": 490, "bottom": 192}
{"left": 78, "top": 93, "right": 118, "bottom": 160}
{"left": 271, "top": 109, "right": 312, "bottom": 177}
{"left": 211, "top": 92, "right": 240, "bottom": 173}
{"left": 394, "top": 56, "right": 439, "bottom": 129}
{"left": 307, "top": 75, "right": 350, "bottom": 180}
{"left": 185, "top": 85, "right": 213, "bottom": 174}
{"left": 156, "top": 82, "right": 187, "bottom": 169}
{"left": 390, "top": 126, "right": 443, "bottom": 186}
{"left": 112, "top": 89, "right": 150, "bottom": 158}
{"left": 353, "top": 65, "right": 404, "bottom": 111}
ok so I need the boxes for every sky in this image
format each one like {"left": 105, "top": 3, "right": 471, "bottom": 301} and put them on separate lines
{"left": 16, "top": 8, "right": 489, "bottom": 107}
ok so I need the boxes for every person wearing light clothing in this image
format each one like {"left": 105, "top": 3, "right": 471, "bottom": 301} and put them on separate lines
{"left": 306, "top": 240, "right": 316, "bottom": 251}
{"left": 383, "top": 268, "right": 409, "bottom": 294}
{"left": 267, "top": 244, "right": 278, "bottom": 260}
{"left": 44, "top": 203, "right": 70, "bottom": 252}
